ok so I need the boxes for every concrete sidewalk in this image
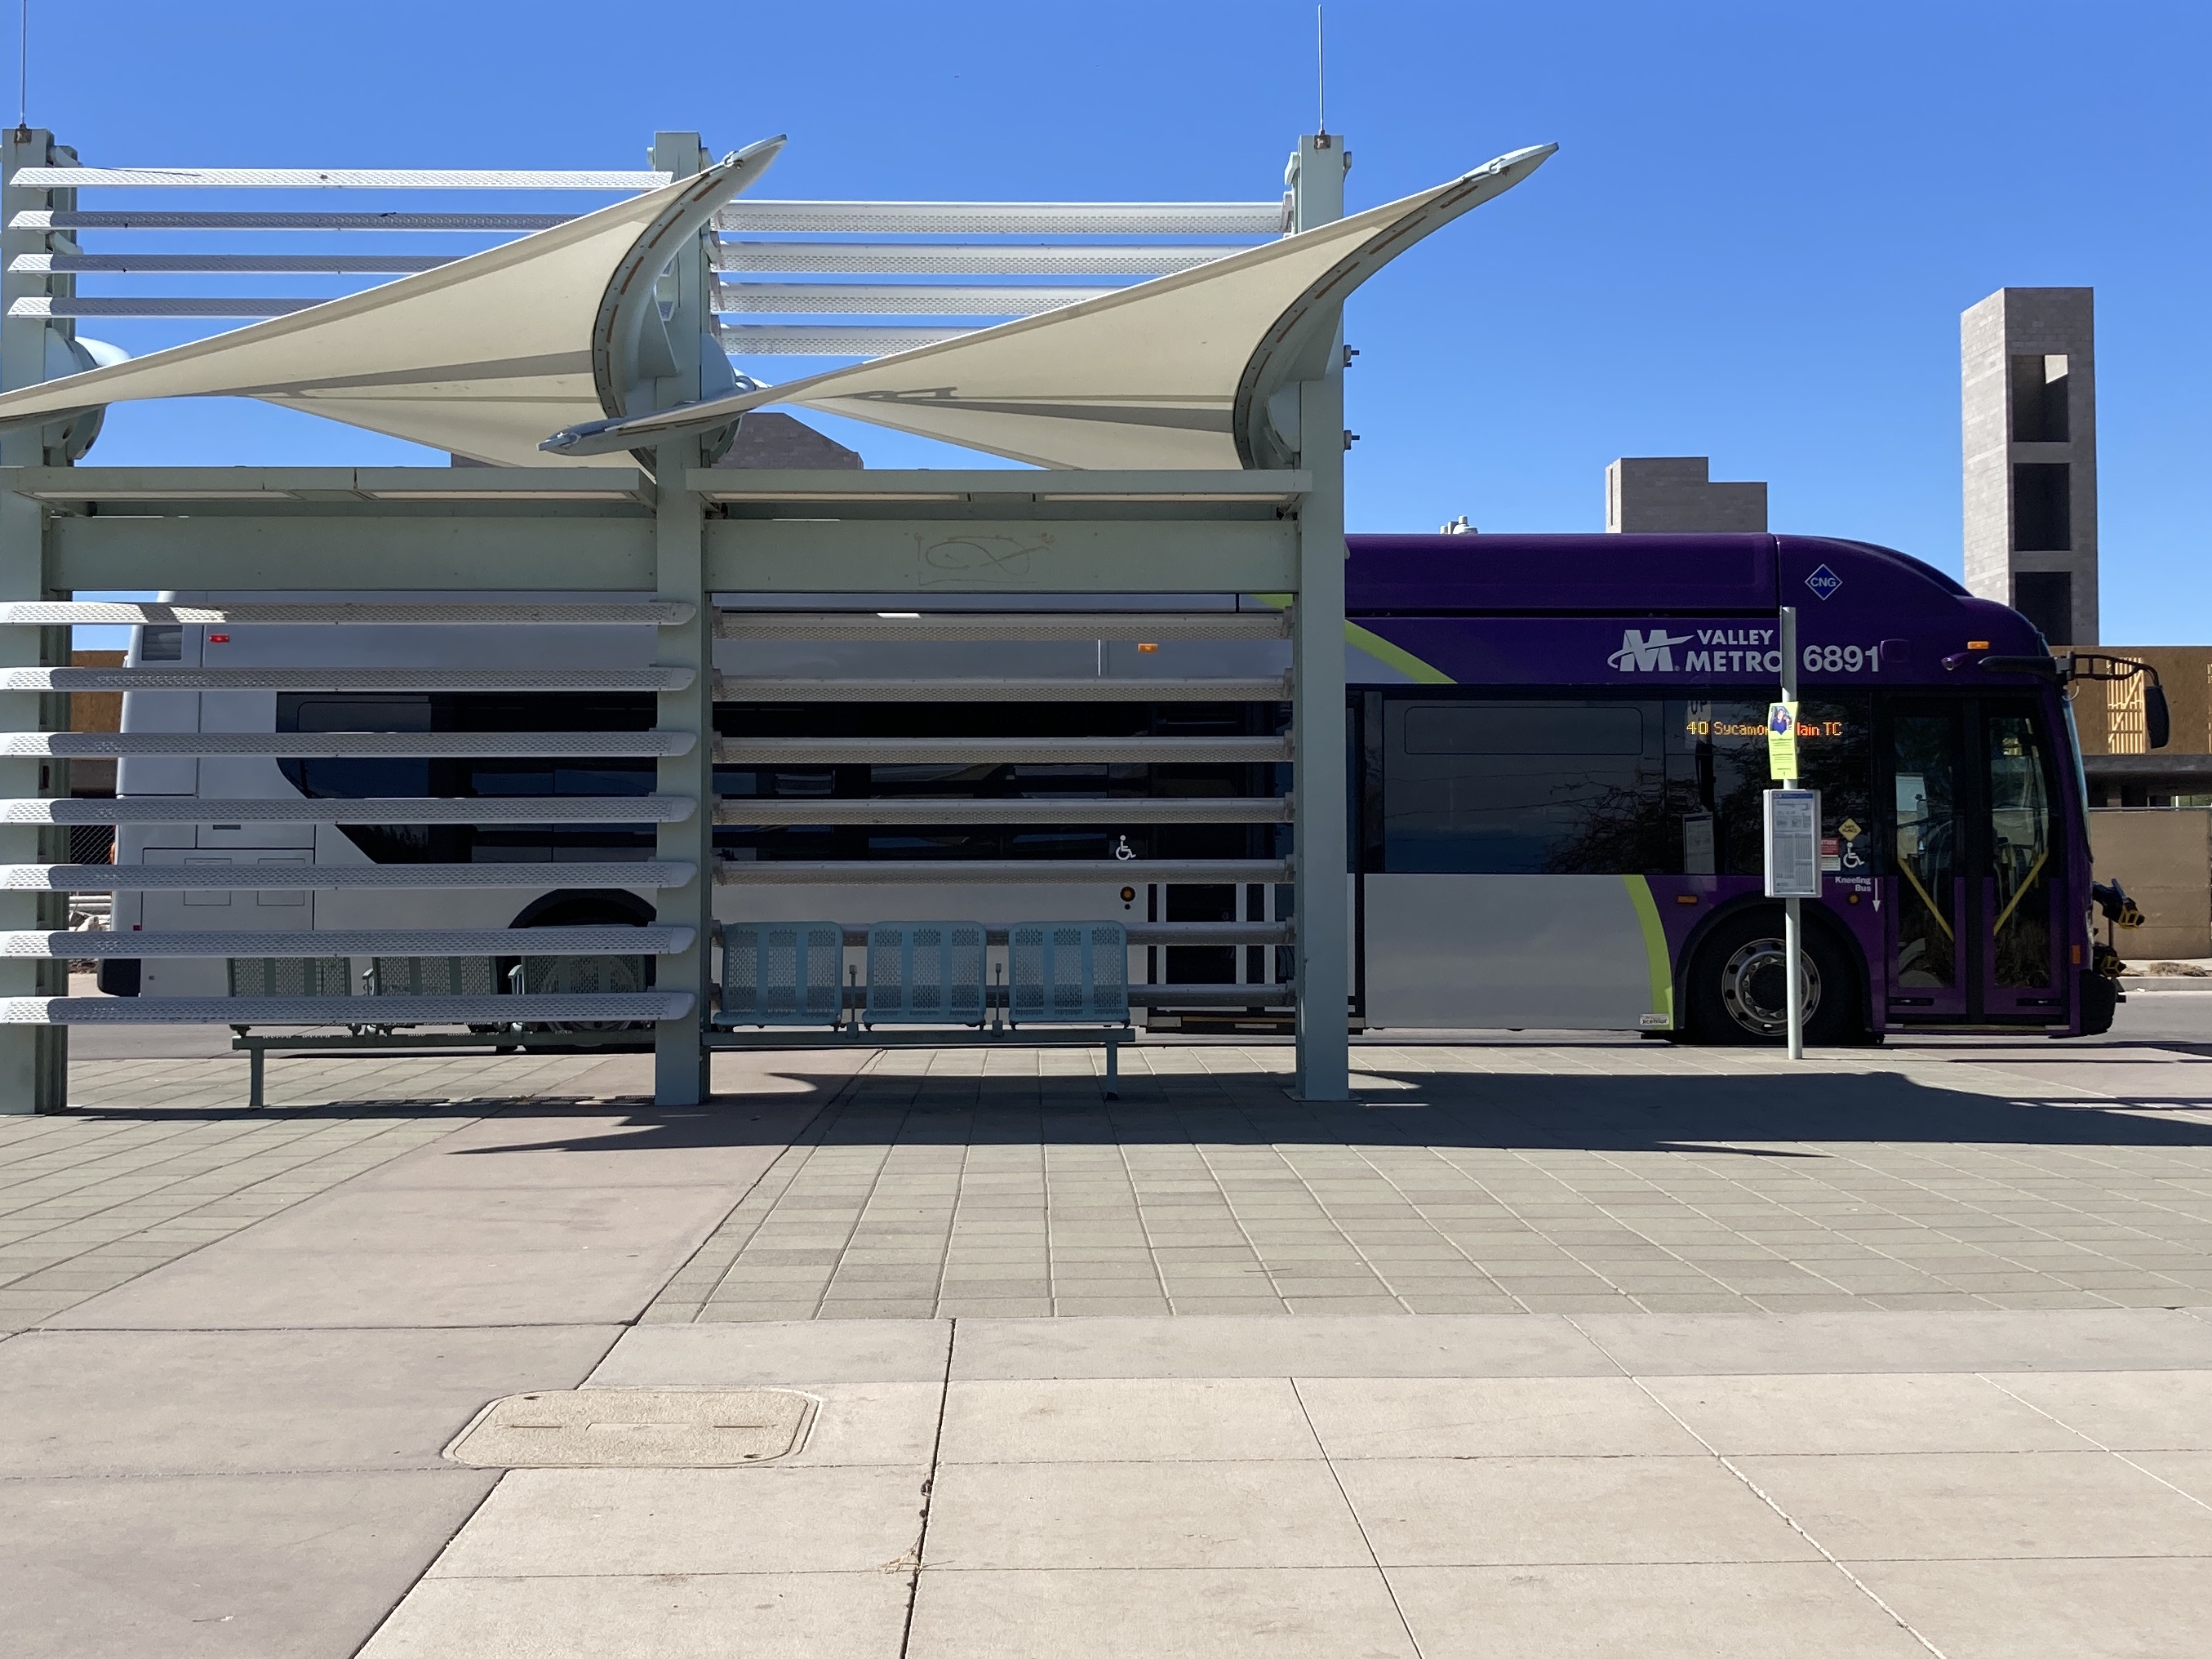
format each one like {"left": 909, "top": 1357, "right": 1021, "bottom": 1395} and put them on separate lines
{"left": 0, "top": 1051, "right": 862, "bottom": 1658}
{"left": 7, "top": 1031, "right": 2212, "bottom": 1657}
{"left": 363, "top": 1310, "right": 2212, "bottom": 1658}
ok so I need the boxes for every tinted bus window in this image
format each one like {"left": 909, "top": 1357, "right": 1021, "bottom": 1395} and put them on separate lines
{"left": 1670, "top": 696, "right": 1872, "bottom": 878}
{"left": 1379, "top": 693, "right": 1872, "bottom": 878}
{"left": 1383, "top": 699, "right": 1668, "bottom": 874}
{"left": 274, "top": 692, "right": 656, "bottom": 864}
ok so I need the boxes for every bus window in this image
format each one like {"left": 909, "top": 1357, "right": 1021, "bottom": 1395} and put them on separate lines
{"left": 273, "top": 692, "right": 655, "bottom": 865}
{"left": 1668, "top": 697, "right": 1872, "bottom": 878}
{"left": 1988, "top": 712, "right": 2053, "bottom": 989}
{"left": 1382, "top": 698, "right": 1669, "bottom": 874}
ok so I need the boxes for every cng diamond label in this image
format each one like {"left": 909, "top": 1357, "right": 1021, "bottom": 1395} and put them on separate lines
{"left": 1806, "top": 564, "right": 1843, "bottom": 601}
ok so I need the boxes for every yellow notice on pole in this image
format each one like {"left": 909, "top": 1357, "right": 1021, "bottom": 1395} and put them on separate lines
{"left": 1767, "top": 701, "right": 1800, "bottom": 781}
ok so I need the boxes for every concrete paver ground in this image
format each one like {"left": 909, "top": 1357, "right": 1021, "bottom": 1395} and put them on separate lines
{"left": 362, "top": 1311, "right": 2212, "bottom": 1659}
{"left": 647, "top": 1039, "right": 2212, "bottom": 1322}
{"left": 5, "top": 1021, "right": 2212, "bottom": 1656}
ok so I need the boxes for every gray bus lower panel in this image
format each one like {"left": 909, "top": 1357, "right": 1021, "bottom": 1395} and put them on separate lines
{"left": 1363, "top": 874, "right": 1663, "bottom": 1031}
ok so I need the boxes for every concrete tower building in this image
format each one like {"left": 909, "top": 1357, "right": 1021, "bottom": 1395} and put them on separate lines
{"left": 1962, "top": 287, "right": 2097, "bottom": 645}
{"left": 1604, "top": 456, "right": 1766, "bottom": 532}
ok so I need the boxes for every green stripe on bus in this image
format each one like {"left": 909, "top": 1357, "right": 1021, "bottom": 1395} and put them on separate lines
{"left": 1346, "top": 622, "right": 1454, "bottom": 684}
{"left": 1623, "top": 874, "right": 1675, "bottom": 1030}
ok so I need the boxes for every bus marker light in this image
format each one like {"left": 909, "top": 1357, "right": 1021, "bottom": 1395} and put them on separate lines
{"left": 1674, "top": 894, "right": 1697, "bottom": 905}
{"left": 1967, "top": 640, "right": 1989, "bottom": 650}
{"left": 208, "top": 633, "right": 230, "bottom": 643}
{"left": 1137, "top": 643, "right": 1159, "bottom": 652}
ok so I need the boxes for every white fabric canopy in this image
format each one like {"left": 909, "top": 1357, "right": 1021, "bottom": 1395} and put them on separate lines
{"left": 0, "top": 138, "right": 785, "bottom": 467}
{"left": 546, "top": 143, "right": 1555, "bottom": 470}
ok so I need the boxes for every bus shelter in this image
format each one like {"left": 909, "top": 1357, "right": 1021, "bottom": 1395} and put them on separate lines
{"left": 0, "top": 124, "right": 1550, "bottom": 1111}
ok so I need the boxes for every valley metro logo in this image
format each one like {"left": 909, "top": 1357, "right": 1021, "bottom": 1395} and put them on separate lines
{"left": 1608, "top": 628, "right": 1695, "bottom": 672}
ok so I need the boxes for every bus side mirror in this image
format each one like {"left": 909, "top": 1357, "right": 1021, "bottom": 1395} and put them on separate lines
{"left": 2147, "top": 683, "right": 2171, "bottom": 749}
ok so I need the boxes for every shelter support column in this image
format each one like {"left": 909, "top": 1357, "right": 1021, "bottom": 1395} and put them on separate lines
{"left": 0, "top": 478, "right": 61, "bottom": 1111}
{"left": 1292, "top": 374, "right": 1350, "bottom": 1101}
{"left": 1289, "top": 128, "right": 1352, "bottom": 1102}
{"left": 653, "top": 443, "right": 712, "bottom": 1105}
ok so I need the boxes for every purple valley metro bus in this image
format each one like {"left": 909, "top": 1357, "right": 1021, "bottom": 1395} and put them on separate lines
{"left": 1344, "top": 531, "right": 2145, "bottom": 1042}
{"left": 114, "top": 529, "right": 2153, "bottom": 1043}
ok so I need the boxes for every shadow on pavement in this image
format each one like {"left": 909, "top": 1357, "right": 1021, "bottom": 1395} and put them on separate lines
{"left": 424, "top": 1065, "right": 2212, "bottom": 1155}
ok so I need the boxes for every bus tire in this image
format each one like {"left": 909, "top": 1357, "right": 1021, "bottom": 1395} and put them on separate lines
{"left": 504, "top": 892, "right": 657, "bottom": 1051}
{"left": 1684, "top": 909, "right": 1860, "bottom": 1047}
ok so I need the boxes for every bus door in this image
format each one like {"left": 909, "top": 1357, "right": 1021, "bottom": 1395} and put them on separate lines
{"left": 1883, "top": 699, "right": 2063, "bottom": 1025}
{"left": 1980, "top": 706, "right": 2063, "bottom": 1020}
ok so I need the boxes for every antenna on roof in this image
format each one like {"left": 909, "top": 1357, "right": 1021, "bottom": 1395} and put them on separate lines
{"left": 16, "top": 1, "right": 27, "bottom": 130}
{"left": 1316, "top": 5, "right": 1326, "bottom": 136}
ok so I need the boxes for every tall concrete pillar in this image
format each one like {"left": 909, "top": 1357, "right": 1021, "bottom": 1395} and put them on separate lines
{"left": 1288, "top": 131, "right": 1351, "bottom": 1103}
{"left": 1962, "top": 288, "right": 2097, "bottom": 646}
{"left": 1, "top": 128, "right": 71, "bottom": 1112}
{"left": 649, "top": 131, "right": 714, "bottom": 1106}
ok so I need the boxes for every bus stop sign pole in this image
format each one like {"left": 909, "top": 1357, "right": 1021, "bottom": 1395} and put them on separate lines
{"left": 1765, "top": 605, "right": 1817, "bottom": 1061}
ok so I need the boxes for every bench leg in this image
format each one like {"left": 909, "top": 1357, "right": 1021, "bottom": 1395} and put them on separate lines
{"left": 248, "top": 1047, "right": 265, "bottom": 1111}
{"left": 1104, "top": 1036, "right": 1120, "bottom": 1101}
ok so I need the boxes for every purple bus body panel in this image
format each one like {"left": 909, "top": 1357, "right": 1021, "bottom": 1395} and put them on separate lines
{"left": 1339, "top": 532, "right": 2089, "bottom": 1039}
{"left": 1346, "top": 532, "right": 1776, "bottom": 614}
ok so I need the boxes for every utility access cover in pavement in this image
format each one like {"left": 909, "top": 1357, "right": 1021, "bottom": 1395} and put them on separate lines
{"left": 446, "top": 1388, "right": 817, "bottom": 1467}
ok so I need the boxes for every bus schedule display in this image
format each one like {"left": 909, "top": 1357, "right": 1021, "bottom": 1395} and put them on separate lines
{"left": 1763, "top": 788, "right": 1823, "bottom": 899}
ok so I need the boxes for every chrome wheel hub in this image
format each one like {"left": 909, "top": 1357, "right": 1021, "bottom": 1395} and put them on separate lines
{"left": 1718, "top": 937, "right": 1819, "bottom": 1037}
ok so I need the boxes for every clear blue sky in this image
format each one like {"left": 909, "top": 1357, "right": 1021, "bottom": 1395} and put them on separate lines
{"left": 30, "top": 0, "right": 2212, "bottom": 641}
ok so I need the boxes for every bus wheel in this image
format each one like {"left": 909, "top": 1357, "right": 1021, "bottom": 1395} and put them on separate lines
{"left": 1686, "top": 911, "right": 1858, "bottom": 1046}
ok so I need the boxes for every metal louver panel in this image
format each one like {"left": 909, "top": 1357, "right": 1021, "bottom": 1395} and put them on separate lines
{"left": 715, "top": 612, "right": 1288, "bottom": 642}
{"left": 713, "top": 243, "right": 1231, "bottom": 275}
{"left": 0, "top": 993, "right": 695, "bottom": 1025}
{"left": 8, "top": 732, "right": 692, "bottom": 758}
{"left": 0, "top": 927, "right": 695, "bottom": 958}
{"left": 3, "top": 862, "right": 695, "bottom": 892}
{"left": 716, "top": 736, "right": 1286, "bottom": 765}
{"left": 715, "top": 323, "right": 973, "bottom": 355}
{"left": 10, "top": 167, "right": 670, "bottom": 189}
{"left": 713, "top": 676, "right": 1288, "bottom": 702}
{"left": 0, "top": 602, "right": 693, "bottom": 626}
{"left": 2, "top": 797, "right": 695, "bottom": 825}
{"left": 713, "top": 202, "right": 1280, "bottom": 234}
{"left": 715, "top": 798, "right": 1287, "bottom": 826}
{"left": 2, "top": 666, "right": 694, "bottom": 692}
{"left": 717, "top": 858, "right": 1289, "bottom": 886}
{"left": 716, "top": 284, "right": 1114, "bottom": 316}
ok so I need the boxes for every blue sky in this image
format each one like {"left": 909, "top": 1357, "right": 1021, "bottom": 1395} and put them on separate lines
{"left": 30, "top": 0, "right": 2212, "bottom": 641}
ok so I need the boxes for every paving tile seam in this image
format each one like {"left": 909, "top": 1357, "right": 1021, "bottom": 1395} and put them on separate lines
{"left": 888, "top": 1315, "right": 959, "bottom": 1659}
{"left": 1975, "top": 1372, "right": 2212, "bottom": 1519}
{"left": 1615, "top": 1368, "right": 1952, "bottom": 1657}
